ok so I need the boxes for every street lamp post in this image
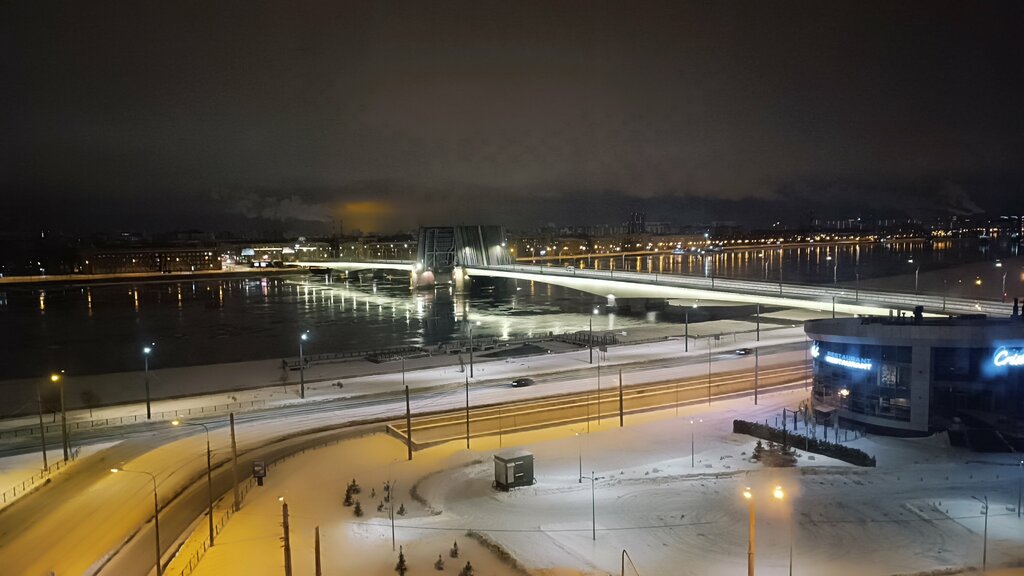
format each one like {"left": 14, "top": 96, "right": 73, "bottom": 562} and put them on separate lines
{"left": 707, "top": 337, "right": 713, "bottom": 405}
{"left": 743, "top": 485, "right": 785, "bottom": 576}
{"left": 756, "top": 303, "right": 760, "bottom": 342}
{"left": 143, "top": 344, "right": 154, "bottom": 420}
{"left": 468, "top": 321, "right": 480, "bottom": 378}
{"left": 36, "top": 382, "right": 48, "bottom": 469}
{"left": 576, "top": 432, "right": 582, "bottom": 483}
{"left": 972, "top": 495, "right": 988, "bottom": 571}
{"left": 299, "top": 331, "right": 309, "bottom": 399}
{"left": 51, "top": 372, "right": 68, "bottom": 462}
{"left": 588, "top": 312, "right": 594, "bottom": 365}
{"left": 596, "top": 345, "right": 602, "bottom": 425}
{"left": 1017, "top": 459, "right": 1022, "bottom": 519}
{"left": 689, "top": 419, "right": 702, "bottom": 467}
{"left": 582, "top": 471, "right": 604, "bottom": 541}
{"left": 172, "top": 420, "right": 215, "bottom": 548}
{"left": 280, "top": 496, "right": 293, "bottom": 576}
{"left": 684, "top": 310, "right": 689, "bottom": 353}
{"left": 111, "top": 467, "right": 162, "bottom": 576}
{"left": 778, "top": 246, "right": 784, "bottom": 294}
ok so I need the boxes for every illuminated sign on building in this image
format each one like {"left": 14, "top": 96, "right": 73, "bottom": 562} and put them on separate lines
{"left": 811, "top": 344, "right": 873, "bottom": 371}
{"left": 993, "top": 347, "right": 1024, "bottom": 368}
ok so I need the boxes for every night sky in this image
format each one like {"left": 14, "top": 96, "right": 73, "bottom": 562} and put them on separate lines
{"left": 3, "top": 1, "right": 1023, "bottom": 235}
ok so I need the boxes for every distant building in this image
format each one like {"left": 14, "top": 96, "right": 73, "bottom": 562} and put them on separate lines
{"left": 237, "top": 240, "right": 334, "bottom": 265}
{"left": 627, "top": 212, "right": 646, "bottom": 235}
{"left": 80, "top": 246, "right": 221, "bottom": 274}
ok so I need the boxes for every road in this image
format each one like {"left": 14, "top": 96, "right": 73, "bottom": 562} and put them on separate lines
{"left": 400, "top": 361, "right": 807, "bottom": 446}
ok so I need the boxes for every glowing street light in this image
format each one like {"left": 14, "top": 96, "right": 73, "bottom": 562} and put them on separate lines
{"left": 743, "top": 485, "right": 785, "bottom": 576}
{"left": 50, "top": 371, "right": 69, "bottom": 462}
{"left": 143, "top": 344, "right": 155, "bottom": 419}
{"left": 908, "top": 258, "right": 920, "bottom": 292}
{"left": 299, "top": 331, "right": 310, "bottom": 399}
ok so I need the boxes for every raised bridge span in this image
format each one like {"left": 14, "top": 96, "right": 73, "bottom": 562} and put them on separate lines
{"left": 290, "top": 260, "right": 1012, "bottom": 318}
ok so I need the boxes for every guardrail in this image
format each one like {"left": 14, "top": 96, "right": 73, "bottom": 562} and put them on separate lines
{"left": 478, "top": 264, "right": 1013, "bottom": 317}
{"left": 0, "top": 400, "right": 267, "bottom": 441}
{"left": 1, "top": 447, "right": 81, "bottom": 509}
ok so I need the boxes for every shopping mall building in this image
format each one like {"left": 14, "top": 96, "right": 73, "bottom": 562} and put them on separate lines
{"left": 805, "top": 310, "right": 1024, "bottom": 445}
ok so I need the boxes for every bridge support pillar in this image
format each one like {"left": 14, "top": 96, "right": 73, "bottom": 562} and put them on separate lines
{"left": 606, "top": 298, "right": 667, "bottom": 313}
{"left": 453, "top": 266, "right": 470, "bottom": 293}
{"left": 411, "top": 269, "right": 445, "bottom": 289}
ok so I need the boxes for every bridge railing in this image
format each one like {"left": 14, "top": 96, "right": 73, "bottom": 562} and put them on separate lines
{"left": 477, "top": 264, "right": 1012, "bottom": 317}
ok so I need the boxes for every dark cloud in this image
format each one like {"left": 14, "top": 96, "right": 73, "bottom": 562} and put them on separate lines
{"left": 2, "top": 1, "right": 1023, "bottom": 234}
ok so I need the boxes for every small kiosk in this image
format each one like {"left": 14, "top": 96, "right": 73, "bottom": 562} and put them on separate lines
{"left": 493, "top": 449, "right": 534, "bottom": 491}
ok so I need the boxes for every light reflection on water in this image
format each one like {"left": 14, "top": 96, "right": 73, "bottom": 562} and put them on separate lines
{"left": 546, "top": 238, "right": 1009, "bottom": 284}
{"left": 0, "top": 274, "right": 651, "bottom": 379}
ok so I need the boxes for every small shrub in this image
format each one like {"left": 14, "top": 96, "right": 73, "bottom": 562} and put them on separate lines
{"left": 395, "top": 546, "right": 407, "bottom": 575}
{"left": 733, "top": 419, "right": 875, "bottom": 467}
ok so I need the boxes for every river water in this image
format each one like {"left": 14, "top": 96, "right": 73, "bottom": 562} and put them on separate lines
{"left": 0, "top": 238, "right": 1014, "bottom": 379}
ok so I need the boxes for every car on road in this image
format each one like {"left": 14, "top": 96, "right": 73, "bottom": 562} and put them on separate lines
{"left": 511, "top": 377, "right": 535, "bottom": 387}
{"left": 565, "top": 265, "right": 575, "bottom": 272}
{"left": 735, "top": 348, "right": 753, "bottom": 355}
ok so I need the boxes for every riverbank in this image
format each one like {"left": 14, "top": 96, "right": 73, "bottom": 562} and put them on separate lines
{"left": 0, "top": 319, "right": 810, "bottom": 425}
{"left": 0, "top": 266, "right": 299, "bottom": 287}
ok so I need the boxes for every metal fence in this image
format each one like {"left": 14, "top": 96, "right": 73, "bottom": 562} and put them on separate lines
{"left": 0, "top": 400, "right": 267, "bottom": 440}
{"left": 0, "top": 447, "right": 81, "bottom": 508}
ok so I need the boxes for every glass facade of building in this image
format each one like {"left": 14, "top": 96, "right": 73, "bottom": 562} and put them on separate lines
{"left": 930, "top": 346, "right": 1024, "bottom": 425}
{"left": 811, "top": 341, "right": 913, "bottom": 422}
{"left": 807, "top": 317, "right": 1024, "bottom": 438}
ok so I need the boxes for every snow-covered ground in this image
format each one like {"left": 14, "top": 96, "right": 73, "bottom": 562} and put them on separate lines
{"left": 189, "top": 387, "right": 1024, "bottom": 576}
{"left": 0, "top": 332, "right": 810, "bottom": 576}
